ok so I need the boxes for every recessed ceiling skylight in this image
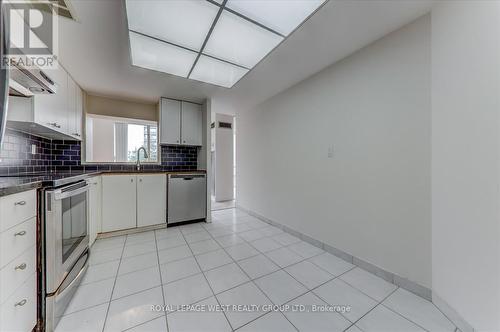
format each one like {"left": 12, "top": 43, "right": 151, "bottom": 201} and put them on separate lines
{"left": 125, "top": 0, "right": 326, "bottom": 88}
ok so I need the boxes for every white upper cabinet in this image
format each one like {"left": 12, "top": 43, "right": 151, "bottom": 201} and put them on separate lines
{"left": 33, "top": 62, "right": 69, "bottom": 134}
{"left": 159, "top": 98, "right": 202, "bottom": 146}
{"left": 160, "top": 98, "right": 181, "bottom": 145}
{"left": 137, "top": 174, "right": 166, "bottom": 227}
{"left": 75, "top": 86, "right": 83, "bottom": 138}
{"left": 181, "top": 101, "right": 202, "bottom": 146}
{"left": 67, "top": 76, "right": 83, "bottom": 139}
{"left": 7, "top": 62, "right": 83, "bottom": 141}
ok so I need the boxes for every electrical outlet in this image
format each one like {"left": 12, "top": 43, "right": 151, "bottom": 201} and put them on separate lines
{"left": 31, "top": 144, "right": 37, "bottom": 154}
{"left": 328, "top": 145, "right": 334, "bottom": 158}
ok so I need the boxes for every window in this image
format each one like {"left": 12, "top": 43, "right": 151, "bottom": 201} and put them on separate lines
{"left": 85, "top": 114, "right": 158, "bottom": 163}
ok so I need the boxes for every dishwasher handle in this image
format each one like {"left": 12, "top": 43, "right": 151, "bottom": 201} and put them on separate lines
{"left": 169, "top": 174, "right": 206, "bottom": 179}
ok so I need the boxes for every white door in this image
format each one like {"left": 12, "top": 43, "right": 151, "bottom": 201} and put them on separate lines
{"left": 88, "top": 176, "right": 101, "bottom": 246}
{"left": 102, "top": 175, "right": 136, "bottom": 232}
{"left": 137, "top": 174, "right": 166, "bottom": 227}
{"left": 181, "top": 101, "right": 202, "bottom": 146}
{"left": 33, "top": 62, "right": 69, "bottom": 133}
{"left": 160, "top": 98, "right": 181, "bottom": 144}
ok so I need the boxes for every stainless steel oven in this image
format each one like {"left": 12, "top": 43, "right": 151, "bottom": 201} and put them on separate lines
{"left": 44, "top": 180, "right": 90, "bottom": 331}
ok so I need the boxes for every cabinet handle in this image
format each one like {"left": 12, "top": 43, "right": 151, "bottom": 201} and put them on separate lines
{"left": 48, "top": 122, "right": 61, "bottom": 128}
{"left": 14, "top": 230, "right": 26, "bottom": 236}
{"left": 15, "top": 263, "right": 27, "bottom": 270}
{"left": 14, "top": 200, "right": 26, "bottom": 206}
{"left": 130, "top": 179, "right": 133, "bottom": 182}
{"left": 139, "top": 179, "right": 142, "bottom": 182}
{"left": 14, "top": 299, "right": 27, "bottom": 307}
{"left": 72, "top": 133, "right": 81, "bottom": 137}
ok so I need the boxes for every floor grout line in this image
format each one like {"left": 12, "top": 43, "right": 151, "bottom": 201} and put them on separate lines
{"left": 178, "top": 224, "right": 236, "bottom": 331}
{"left": 202, "top": 218, "right": 304, "bottom": 332}
{"left": 153, "top": 224, "right": 169, "bottom": 332}
{"left": 77, "top": 208, "right": 452, "bottom": 332}
{"left": 100, "top": 238, "right": 126, "bottom": 332}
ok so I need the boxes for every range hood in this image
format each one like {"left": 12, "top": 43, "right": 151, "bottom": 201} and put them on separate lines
{"left": 9, "top": 63, "right": 57, "bottom": 97}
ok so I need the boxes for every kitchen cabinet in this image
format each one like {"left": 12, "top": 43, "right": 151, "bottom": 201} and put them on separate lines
{"left": 0, "top": 189, "right": 37, "bottom": 332}
{"left": 181, "top": 101, "right": 202, "bottom": 146}
{"left": 102, "top": 175, "right": 136, "bottom": 232}
{"left": 7, "top": 63, "right": 84, "bottom": 141}
{"left": 33, "top": 61, "right": 69, "bottom": 134}
{"left": 160, "top": 98, "right": 202, "bottom": 146}
{"left": 102, "top": 174, "right": 167, "bottom": 233}
{"left": 88, "top": 176, "right": 102, "bottom": 246}
{"left": 160, "top": 98, "right": 181, "bottom": 145}
{"left": 67, "top": 77, "right": 83, "bottom": 139}
{"left": 137, "top": 174, "right": 166, "bottom": 227}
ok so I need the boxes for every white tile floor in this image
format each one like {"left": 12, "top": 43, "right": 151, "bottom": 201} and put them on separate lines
{"left": 56, "top": 208, "right": 457, "bottom": 332}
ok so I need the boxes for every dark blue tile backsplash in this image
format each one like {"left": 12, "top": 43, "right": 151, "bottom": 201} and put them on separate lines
{"left": 0, "top": 129, "right": 199, "bottom": 175}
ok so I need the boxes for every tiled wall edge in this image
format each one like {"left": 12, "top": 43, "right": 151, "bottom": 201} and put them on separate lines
{"left": 432, "top": 291, "right": 475, "bottom": 332}
{"left": 236, "top": 204, "right": 433, "bottom": 302}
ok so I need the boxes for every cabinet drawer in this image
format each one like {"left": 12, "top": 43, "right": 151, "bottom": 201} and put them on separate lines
{"left": 0, "top": 272, "right": 37, "bottom": 332}
{"left": 0, "top": 218, "right": 36, "bottom": 269}
{"left": 0, "top": 190, "right": 36, "bottom": 232}
{"left": 0, "top": 245, "right": 36, "bottom": 305}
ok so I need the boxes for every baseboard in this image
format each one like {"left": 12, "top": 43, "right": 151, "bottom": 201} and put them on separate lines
{"left": 237, "top": 204, "right": 432, "bottom": 301}
{"left": 433, "top": 291, "right": 475, "bottom": 332}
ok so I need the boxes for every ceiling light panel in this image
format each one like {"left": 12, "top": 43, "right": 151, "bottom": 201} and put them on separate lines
{"left": 190, "top": 55, "right": 248, "bottom": 88}
{"left": 203, "top": 10, "right": 283, "bottom": 68}
{"left": 125, "top": 0, "right": 219, "bottom": 51}
{"left": 226, "top": 0, "right": 325, "bottom": 36}
{"left": 129, "top": 32, "right": 197, "bottom": 78}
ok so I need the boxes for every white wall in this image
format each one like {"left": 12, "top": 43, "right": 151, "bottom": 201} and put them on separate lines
{"left": 431, "top": 1, "right": 500, "bottom": 331}
{"left": 214, "top": 113, "right": 235, "bottom": 202}
{"left": 237, "top": 15, "right": 431, "bottom": 288}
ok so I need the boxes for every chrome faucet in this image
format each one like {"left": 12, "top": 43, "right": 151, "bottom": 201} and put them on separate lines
{"left": 136, "top": 147, "right": 148, "bottom": 171}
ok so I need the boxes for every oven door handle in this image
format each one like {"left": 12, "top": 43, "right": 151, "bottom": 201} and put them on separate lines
{"left": 49, "top": 250, "right": 89, "bottom": 298}
{"left": 53, "top": 184, "right": 90, "bottom": 200}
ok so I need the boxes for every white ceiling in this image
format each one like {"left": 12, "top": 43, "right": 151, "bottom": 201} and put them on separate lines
{"left": 59, "top": 0, "right": 434, "bottom": 112}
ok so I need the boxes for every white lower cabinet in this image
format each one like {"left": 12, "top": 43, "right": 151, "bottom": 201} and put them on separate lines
{"left": 101, "top": 174, "right": 166, "bottom": 232}
{"left": 102, "top": 175, "right": 137, "bottom": 232}
{"left": 0, "top": 272, "right": 37, "bottom": 332}
{"left": 137, "top": 174, "right": 166, "bottom": 227}
{"left": 0, "top": 189, "right": 37, "bottom": 332}
{"left": 88, "top": 176, "right": 102, "bottom": 246}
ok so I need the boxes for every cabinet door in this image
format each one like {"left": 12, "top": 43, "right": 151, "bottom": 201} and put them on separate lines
{"left": 181, "top": 101, "right": 202, "bottom": 146}
{"left": 67, "top": 76, "right": 77, "bottom": 137}
{"left": 102, "top": 175, "right": 136, "bottom": 232}
{"left": 66, "top": 77, "right": 82, "bottom": 140}
{"left": 33, "top": 62, "right": 69, "bottom": 133}
{"left": 137, "top": 174, "right": 166, "bottom": 227}
{"left": 75, "top": 86, "right": 83, "bottom": 138}
{"left": 88, "top": 176, "right": 101, "bottom": 246}
{"left": 160, "top": 98, "right": 181, "bottom": 144}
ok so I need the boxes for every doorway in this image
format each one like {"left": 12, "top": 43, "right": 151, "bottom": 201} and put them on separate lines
{"left": 211, "top": 113, "right": 236, "bottom": 211}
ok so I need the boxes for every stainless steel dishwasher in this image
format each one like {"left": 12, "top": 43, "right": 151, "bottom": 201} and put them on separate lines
{"left": 167, "top": 174, "right": 207, "bottom": 224}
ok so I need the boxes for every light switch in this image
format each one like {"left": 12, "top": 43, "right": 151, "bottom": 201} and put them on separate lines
{"left": 327, "top": 145, "right": 334, "bottom": 158}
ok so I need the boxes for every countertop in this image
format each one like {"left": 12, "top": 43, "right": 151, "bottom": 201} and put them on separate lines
{"left": 0, "top": 169, "right": 207, "bottom": 196}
